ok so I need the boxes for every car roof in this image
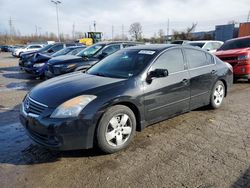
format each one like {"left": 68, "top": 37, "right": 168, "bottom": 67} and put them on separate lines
{"left": 187, "top": 40, "right": 223, "bottom": 43}
{"left": 226, "top": 36, "right": 250, "bottom": 42}
{"left": 123, "top": 44, "right": 177, "bottom": 52}
{"left": 96, "top": 41, "right": 143, "bottom": 45}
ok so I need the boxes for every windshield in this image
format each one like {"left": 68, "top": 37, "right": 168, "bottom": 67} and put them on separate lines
{"left": 87, "top": 49, "right": 156, "bottom": 79}
{"left": 51, "top": 48, "right": 72, "bottom": 57}
{"left": 76, "top": 44, "right": 104, "bottom": 58}
{"left": 218, "top": 38, "right": 250, "bottom": 51}
{"left": 187, "top": 42, "right": 205, "bottom": 48}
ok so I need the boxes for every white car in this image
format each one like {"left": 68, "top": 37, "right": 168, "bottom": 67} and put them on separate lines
{"left": 187, "top": 40, "right": 224, "bottom": 54}
{"left": 13, "top": 44, "right": 44, "bottom": 57}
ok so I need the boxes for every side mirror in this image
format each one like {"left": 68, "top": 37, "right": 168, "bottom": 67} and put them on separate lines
{"left": 146, "top": 69, "right": 168, "bottom": 83}
{"left": 47, "top": 49, "right": 54, "bottom": 53}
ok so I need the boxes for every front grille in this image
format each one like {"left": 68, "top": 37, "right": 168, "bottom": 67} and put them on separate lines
{"left": 24, "top": 96, "right": 48, "bottom": 116}
{"left": 219, "top": 56, "right": 238, "bottom": 61}
{"left": 48, "top": 64, "right": 54, "bottom": 73}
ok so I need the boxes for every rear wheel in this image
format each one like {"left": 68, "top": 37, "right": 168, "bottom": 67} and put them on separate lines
{"left": 97, "top": 105, "right": 136, "bottom": 153}
{"left": 210, "top": 80, "right": 225, "bottom": 109}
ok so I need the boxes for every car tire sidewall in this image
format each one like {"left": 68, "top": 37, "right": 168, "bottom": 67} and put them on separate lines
{"left": 210, "top": 80, "right": 225, "bottom": 109}
{"left": 97, "top": 105, "right": 136, "bottom": 154}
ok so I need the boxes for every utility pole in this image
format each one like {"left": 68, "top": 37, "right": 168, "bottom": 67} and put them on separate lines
{"left": 51, "top": 0, "right": 62, "bottom": 42}
{"left": 167, "top": 18, "right": 170, "bottom": 43}
{"left": 93, "top": 20, "right": 96, "bottom": 32}
{"left": 72, "top": 23, "right": 75, "bottom": 40}
{"left": 35, "top": 25, "right": 38, "bottom": 36}
{"left": 247, "top": 11, "right": 250, "bottom": 22}
{"left": 8, "top": 17, "right": 12, "bottom": 36}
{"left": 122, "top": 24, "right": 124, "bottom": 40}
{"left": 112, "top": 25, "right": 114, "bottom": 40}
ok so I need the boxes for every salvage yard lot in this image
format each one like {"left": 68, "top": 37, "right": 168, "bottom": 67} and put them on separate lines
{"left": 0, "top": 52, "right": 250, "bottom": 187}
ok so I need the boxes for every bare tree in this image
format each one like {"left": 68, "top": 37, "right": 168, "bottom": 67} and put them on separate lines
{"left": 129, "top": 22, "right": 142, "bottom": 41}
{"left": 172, "top": 23, "right": 197, "bottom": 40}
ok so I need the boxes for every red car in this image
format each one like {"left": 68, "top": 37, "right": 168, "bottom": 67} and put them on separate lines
{"left": 215, "top": 36, "right": 250, "bottom": 82}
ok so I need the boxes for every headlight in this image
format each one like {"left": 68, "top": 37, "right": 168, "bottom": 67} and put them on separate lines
{"left": 50, "top": 95, "right": 96, "bottom": 118}
{"left": 54, "top": 64, "right": 65, "bottom": 68}
{"left": 238, "top": 54, "right": 249, "bottom": 61}
{"left": 33, "top": 63, "right": 45, "bottom": 68}
{"left": 66, "top": 64, "right": 76, "bottom": 69}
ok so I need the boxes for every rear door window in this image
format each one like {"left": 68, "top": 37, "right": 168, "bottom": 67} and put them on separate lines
{"left": 184, "top": 48, "right": 208, "bottom": 68}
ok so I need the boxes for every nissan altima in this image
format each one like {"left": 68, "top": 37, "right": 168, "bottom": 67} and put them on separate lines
{"left": 20, "top": 44, "right": 233, "bottom": 153}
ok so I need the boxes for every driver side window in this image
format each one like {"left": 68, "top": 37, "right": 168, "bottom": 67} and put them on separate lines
{"left": 151, "top": 49, "right": 185, "bottom": 74}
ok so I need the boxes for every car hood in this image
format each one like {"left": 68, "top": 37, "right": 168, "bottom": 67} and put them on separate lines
{"left": 215, "top": 48, "right": 250, "bottom": 56}
{"left": 29, "top": 72, "right": 126, "bottom": 107}
{"left": 33, "top": 53, "right": 51, "bottom": 63}
{"left": 48, "top": 55, "right": 82, "bottom": 65}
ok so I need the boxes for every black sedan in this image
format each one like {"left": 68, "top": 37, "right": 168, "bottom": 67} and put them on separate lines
{"left": 45, "top": 41, "right": 140, "bottom": 78}
{"left": 20, "top": 44, "right": 233, "bottom": 153}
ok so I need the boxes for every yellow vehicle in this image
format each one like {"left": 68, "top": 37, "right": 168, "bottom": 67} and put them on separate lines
{"left": 79, "top": 32, "right": 102, "bottom": 46}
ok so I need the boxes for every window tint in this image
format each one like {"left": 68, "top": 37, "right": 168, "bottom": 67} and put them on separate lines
{"left": 101, "top": 45, "right": 121, "bottom": 55}
{"left": 151, "top": 49, "right": 185, "bottom": 73}
{"left": 29, "top": 45, "right": 41, "bottom": 49}
{"left": 219, "top": 38, "right": 250, "bottom": 51}
{"left": 185, "top": 49, "right": 208, "bottom": 68}
{"left": 123, "top": 44, "right": 135, "bottom": 48}
{"left": 206, "top": 53, "right": 214, "bottom": 64}
{"left": 203, "top": 43, "right": 213, "bottom": 50}
{"left": 66, "top": 43, "right": 75, "bottom": 47}
{"left": 51, "top": 44, "right": 63, "bottom": 52}
{"left": 212, "top": 42, "right": 222, "bottom": 50}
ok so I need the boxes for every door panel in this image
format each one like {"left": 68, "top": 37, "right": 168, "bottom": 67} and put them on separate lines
{"left": 184, "top": 48, "right": 217, "bottom": 109}
{"left": 143, "top": 71, "right": 190, "bottom": 124}
{"left": 143, "top": 48, "right": 190, "bottom": 125}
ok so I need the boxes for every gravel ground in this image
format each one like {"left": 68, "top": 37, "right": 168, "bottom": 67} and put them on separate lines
{"left": 0, "top": 52, "right": 250, "bottom": 188}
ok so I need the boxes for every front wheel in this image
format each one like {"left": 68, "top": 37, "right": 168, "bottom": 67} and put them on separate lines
{"left": 210, "top": 80, "right": 225, "bottom": 109}
{"left": 96, "top": 105, "right": 136, "bottom": 153}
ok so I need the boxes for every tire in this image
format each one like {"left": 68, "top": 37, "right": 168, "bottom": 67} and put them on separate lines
{"left": 210, "top": 80, "right": 225, "bottom": 109}
{"left": 97, "top": 105, "right": 136, "bottom": 153}
{"left": 233, "top": 77, "right": 237, "bottom": 83}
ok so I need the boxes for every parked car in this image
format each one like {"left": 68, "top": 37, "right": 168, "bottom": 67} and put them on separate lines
{"left": 171, "top": 40, "right": 189, "bottom": 45}
{"left": 187, "top": 40, "right": 223, "bottom": 53}
{"left": 24, "top": 46, "right": 86, "bottom": 78}
{"left": 13, "top": 44, "right": 44, "bottom": 57}
{"left": 45, "top": 41, "right": 140, "bottom": 79}
{"left": 19, "top": 43, "right": 80, "bottom": 69}
{"left": 20, "top": 44, "right": 233, "bottom": 153}
{"left": 215, "top": 36, "right": 250, "bottom": 82}
{"left": 8, "top": 45, "right": 26, "bottom": 52}
{"left": 0, "top": 45, "right": 10, "bottom": 52}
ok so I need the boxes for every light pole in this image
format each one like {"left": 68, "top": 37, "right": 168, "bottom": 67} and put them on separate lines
{"left": 51, "top": 0, "right": 61, "bottom": 42}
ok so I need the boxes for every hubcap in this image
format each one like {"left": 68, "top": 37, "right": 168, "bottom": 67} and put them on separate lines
{"left": 105, "top": 114, "right": 132, "bottom": 147}
{"left": 213, "top": 84, "right": 224, "bottom": 106}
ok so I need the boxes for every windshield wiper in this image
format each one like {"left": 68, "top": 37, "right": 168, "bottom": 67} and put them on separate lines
{"left": 92, "top": 72, "right": 107, "bottom": 77}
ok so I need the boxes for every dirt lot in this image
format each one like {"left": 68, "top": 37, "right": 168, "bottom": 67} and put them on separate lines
{"left": 0, "top": 52, "right": 250, "bottom": 188}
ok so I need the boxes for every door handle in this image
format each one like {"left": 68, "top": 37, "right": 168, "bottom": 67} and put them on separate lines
{"left": 211, "top": 70, "right": 217, "bottom": 74}
{"left": 182, "top": 79, "right": 189, "bottom": 85}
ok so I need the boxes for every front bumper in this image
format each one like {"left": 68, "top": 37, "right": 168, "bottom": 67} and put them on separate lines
{"left": 20, "top": 104, "right": 98, "bottom": 150}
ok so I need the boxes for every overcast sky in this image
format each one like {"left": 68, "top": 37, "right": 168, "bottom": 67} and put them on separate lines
{"left": 0, "top": 0, "right": 249, "bottom": 39}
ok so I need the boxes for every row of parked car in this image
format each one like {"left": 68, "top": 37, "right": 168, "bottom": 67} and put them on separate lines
{"left": 2, "top": 37, "right": 250, "bottom": 83}
{"left": 18, "top": 41, "right": 140, "bottom": 79}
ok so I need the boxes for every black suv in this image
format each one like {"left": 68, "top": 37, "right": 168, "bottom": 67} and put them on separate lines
{"left": 45, "top": 41, "right": 140, "bottom": 78}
